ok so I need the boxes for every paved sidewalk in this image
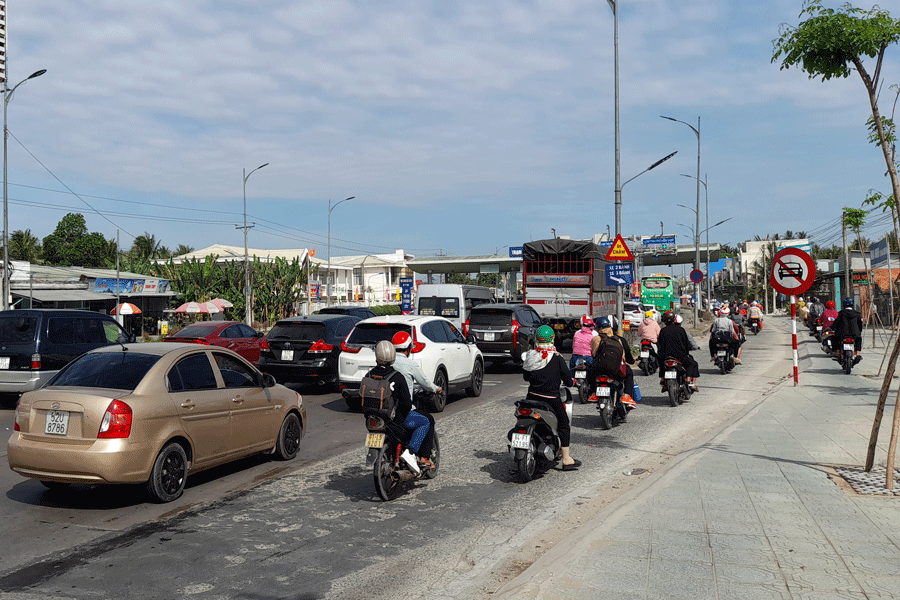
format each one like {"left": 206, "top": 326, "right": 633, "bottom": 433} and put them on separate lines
{"left": 495, "top": 322, "right": 900, "bottom": 600}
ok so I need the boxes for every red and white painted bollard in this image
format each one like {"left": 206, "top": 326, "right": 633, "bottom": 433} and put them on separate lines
{"left": 790, "top": 295, "right": 798, "bottom": 386}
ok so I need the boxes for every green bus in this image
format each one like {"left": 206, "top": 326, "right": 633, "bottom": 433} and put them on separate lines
{"left": 640, "top": 274, "right": 675, "bottom": 313}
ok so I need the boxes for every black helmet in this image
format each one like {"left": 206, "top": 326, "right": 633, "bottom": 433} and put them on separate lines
{"left": 662, "top": 311, "right": 676, "bottom": 325}
{"left": 843, "top": 297, "right": 854, "bottom": 309}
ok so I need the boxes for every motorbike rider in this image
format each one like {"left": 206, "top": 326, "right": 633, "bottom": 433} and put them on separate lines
{"left": 589, "top": 316, "right": 637, "bottom": 410}
{"left": 637, "top": 310, "right": 661, "bottom": 353}
{"left": 570, "top": 315, "right": 596, "bottom": 376}
{"left": 391, "top": 331, "right": 443, "bottom": 401}
{"left": 522, "top": 325, "right": 580, "bottom": 470}
{"left": 819, "top": 300, "right": 839, "bottom": 330}
{"left": 657, "top": 311, "right": 700, "bottom": 392}
{"left": 675, "top": 314, "right": 700, "bottom": 352}
{"left": 797, "top": 298, "right": 809, "bottom": 323}
{"left": 365, "top": 340, "right": 433, "bottom": 474}
{"left": 709, "top": 307, "right": 742, "bottom": 365}
{"left": 748, "top": 301, "right": 764, "bottom": 329}
{"left": 808, "top": 298, "right": 826, "bottom": 329}
{"left": 832, "top": 298, "right": 864, "bottom": 364}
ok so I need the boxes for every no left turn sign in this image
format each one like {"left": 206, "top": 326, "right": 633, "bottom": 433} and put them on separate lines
{"left": 769, "top": 247, "right": 816, "bottom": 295}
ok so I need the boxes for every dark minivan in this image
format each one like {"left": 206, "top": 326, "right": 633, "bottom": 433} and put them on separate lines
{"left": 258, "top": 314, "right": 360, "bottom": 388}
{"left": 464, "top": 303, "right": 546, "bottom": 363}
{"left": 0, "top": 309, "right": 134, "bottom": 396}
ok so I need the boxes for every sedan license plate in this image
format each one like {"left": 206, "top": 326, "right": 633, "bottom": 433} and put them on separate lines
{"left": 640, "top": 351, "right": 649, "bottom": 358}
{"left": 484, "top": 332, "right": 496, "bottom": 341}
{"left": 364, "top": 433, "right": 385, "bottom": 448}
{"left": 45, "top": 410, "right": 69, "bottom": 436}
{"left": 511, "top": 432, "right": 531, "bottom": 449}
{"left": 281, "top": 350, "right": 294, "bottom": 361}
{"left": 0, "top": 356, "right": 8, "bottom": 369}
{"left": 664, "top": 371, "right": 677, "bottom": 379}
{"left": 575, "top": 371, "right": 586, "bottom": 379}
{"left": 843, "top": 344, "right": 854, "bottom": 351}
{"left": 717, "top": 351, "right": 727, "bottom": 357}
{"left": 596, "top": 386, "right": 611, "bottom": 397}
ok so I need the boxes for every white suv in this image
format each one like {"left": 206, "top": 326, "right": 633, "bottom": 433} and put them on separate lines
{"left": 338, "top": 315, "right": 484, "bottom": 412}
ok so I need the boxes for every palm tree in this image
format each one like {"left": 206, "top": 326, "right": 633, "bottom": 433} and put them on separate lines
{"left": 174, "top": 244, "right": 195, "bottom": 257}
{"left": 130, "top": 233, "right": 163, "bottom": 262}
{"left": 8, "top": 229, "right": 42, "bottom": 262}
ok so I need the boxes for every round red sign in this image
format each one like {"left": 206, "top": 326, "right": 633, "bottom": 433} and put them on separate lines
{"left": 769, "top": 247, "right": 816, "bottom": 296}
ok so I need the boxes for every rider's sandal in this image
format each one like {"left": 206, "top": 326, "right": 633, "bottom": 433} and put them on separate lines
{"left": 418, "top": 457, "right": 434, "bottom": 469}
{"left": 562, "top": 459, "right": 582, "bottom": 471}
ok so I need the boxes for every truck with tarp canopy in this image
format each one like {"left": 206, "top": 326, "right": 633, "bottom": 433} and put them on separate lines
{"left": 522, "top": 238, "right": 617, "bottom": 343}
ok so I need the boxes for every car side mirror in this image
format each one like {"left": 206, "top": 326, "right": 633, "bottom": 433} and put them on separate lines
{"left": 466, "top": 334, "right": 476, "bottom": 344}
{"left": 256, "top": 331, "right": 264, "bottom": 338}
{"left": 128, "top": 334, "right": 137, "bottom": 343}
{"left": 263, "top": 373, "right": 277, "bottom": 388}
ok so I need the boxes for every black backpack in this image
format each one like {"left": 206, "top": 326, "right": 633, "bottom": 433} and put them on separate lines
{"left": 594, "top": 335, "right": 625, "bottom": 376}
{"left": 360, "top": 370, "right": 397, "bottom": 419}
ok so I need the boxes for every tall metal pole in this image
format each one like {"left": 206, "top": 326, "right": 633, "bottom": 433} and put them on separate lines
{"left": 704, "top": 174, "right": 709, "bottom": 305}
{"left": 2, "top": 68, "right": 45, "bottom": 311}
{"left": 608, "top": 0, "right": 622, "bottom": 331}
{"left": 241, "top": 163, "right": 268, "bottom": 325}
{"left": 326, "top": 196, "right": 355, "bottom": 307}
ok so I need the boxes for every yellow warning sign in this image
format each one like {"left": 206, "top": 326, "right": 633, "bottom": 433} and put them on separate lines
{"left": 605, "top": 234, "right": 634, "bottom": 261}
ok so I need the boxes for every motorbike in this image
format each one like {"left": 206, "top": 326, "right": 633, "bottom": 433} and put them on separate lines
{"left": 662, "top": 357, "right": 693, "bottom": 407}
{"left": 712, "top": 332, "right": 735, "bottom": 375}
{"left": 638, "top": 339, "right": 658, "bottom": 376}
{"left": 836, "top": 337, "right": 857, "bottom": 374}
{"left": 593, "top": 374, "right": 627, "bottom": 430}
{"left": 508, "top": 387, "right": 573, "bottom": 483}
{"left": 362, "top": 398, "right": 439, "bottom": 501}
{"left": 573, "top": 357, "right": 592, "bottom": 404}
{"left": 748, "top": 317, "right": 761, "bottom": 335}
{"left": 821, "top": 329, "right": 835, "bottom": 356}
{"left": 814, "top": 321, "right": 824, "bottom": 342}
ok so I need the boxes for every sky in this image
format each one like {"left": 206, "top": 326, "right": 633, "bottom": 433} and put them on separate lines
{"left": 6, "top": 0, "right": 900, "bottom": 262}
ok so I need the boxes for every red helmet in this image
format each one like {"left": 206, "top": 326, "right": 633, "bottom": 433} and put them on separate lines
{"left": 391, "top": 331, "right": 412, "bottom": 350}
{"left": 826, "top": 300, "right": 836, "bottom": 309}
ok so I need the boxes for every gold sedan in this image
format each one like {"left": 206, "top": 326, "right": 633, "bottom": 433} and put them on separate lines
{"left": 7, "top": 342, "right": 306, "bottom": 502}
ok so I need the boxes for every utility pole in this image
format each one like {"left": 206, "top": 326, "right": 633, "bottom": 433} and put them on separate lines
{"left": 843, "top": 211, "right": 851, "bottom": 303}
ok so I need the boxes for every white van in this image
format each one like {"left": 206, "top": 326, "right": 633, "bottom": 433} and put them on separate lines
{"left": 415, "top": 284, "right": 495, "bottom": 330}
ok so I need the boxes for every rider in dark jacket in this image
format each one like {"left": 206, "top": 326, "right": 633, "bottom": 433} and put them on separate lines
{"left": 832, "top": 298, "right": 864, "bottom": 363}
{"left": 657, "top": 311, "right": 700, "bottom": 391}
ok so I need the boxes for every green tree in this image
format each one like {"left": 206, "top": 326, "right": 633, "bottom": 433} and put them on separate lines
{"left": 8, "top": 229, "right": 42, "bottom": 262}
{"left": 773, "top": 1, "right": 900, "bottom": 232}
{"left": 42, "top": 213, "right": 115, "bottom": 267}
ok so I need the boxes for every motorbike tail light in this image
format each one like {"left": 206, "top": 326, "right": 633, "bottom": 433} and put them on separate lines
{"left": 598, "top": 376, "right": 613, "bottom": 383}
{"left": 309, "top": 339, "right": 334, "bottom": 353}
{"left": 845, "top": 337, "right": 854, "bottom": 344}
{"left": 341, "top": 339, "right": 362, "bottom": 353}
{"left": 260, "top": 337, "right": 270, "bottom": 350}
{"left": 366, "top": 415, "right": 385, "bottom": 430}
{"left": 31, "top": 353, "right": 41, "bottom": 370}
{"left": 411, "top": 329, "right": 426, "bottom": 353}
{"left": 665, "top": 359, "right": 678, "bottom": 368}
{"left": 516, "top": 407, "right": 534, "bottom": 417}
{"left": 641, "top": 340, "right": 651, "bottom": 347}
{"left": 98, "top": 400, "right": 133, "bottom": 439}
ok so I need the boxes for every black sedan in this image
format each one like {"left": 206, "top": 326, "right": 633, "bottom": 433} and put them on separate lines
{"left": 258, "top": 314, "right": 360, "bottom": 388}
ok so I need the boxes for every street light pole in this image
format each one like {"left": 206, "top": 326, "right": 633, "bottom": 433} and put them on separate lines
{"left": 607, "top": 0, "right": 622, "bottom": 330}
{"left": 2, "top": 68, "right": 45, "bottom": 312}
{"left": 681, "top": 173, "right": 709, "bottom": 304}
{"left": 240, "top": 162, "right": 268, "bottom": 325}
{"left": 327, "top": 196, "right": 355, "bottom": 307}
{"left": 662, "top": 115, "right": 701, "bottom": 328}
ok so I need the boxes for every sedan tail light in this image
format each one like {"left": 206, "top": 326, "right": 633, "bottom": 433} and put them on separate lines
{"left": 30, "top": 353, "right": 41, "bottom": 370}
{"left": 411, "top": 328, "right": 426, "bottom": 353}
{"left": 98, "top": 400, "right": 133, "bottom": 439}
{"left": 260, "top": 337, "right": 270, "bottom": 350}
{"left": 463, "top": 319, "right": 469, "bottom": 338}
{"left": 511, "top": 319, "right": 520, "bottom": 347}
{"left": 341, "top": 340, "right": 362, "bottom": 353}
{"left": 309, "top": 339, "right": 334, "bottom": 353}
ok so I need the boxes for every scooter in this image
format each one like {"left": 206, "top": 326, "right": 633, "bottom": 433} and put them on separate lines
{"left": 507, "top": 388, "right": 573, "bottom": 483}
{"left": 821, "top": 328, "right": 835, "bottom": 355}
{"left": 638, "top": 339, "right": 658, "bottom": 376}
{"left": 362, "top": 396, "right": 439, "bottom": 501}
{"left": 712, "top": 332, "right": 735, "bottom": 375}
{"left": 662, "top": 357, "right": 693, "bottom": 407}
{"left": 749, "top": 317, "right": 761, "bottom": 335}
{"left": 835, "top": 337, "right": 857, "bottom": 374}
{"left": 593, "top": 375, "right": 627, "bottom": 430}
{"left": 573, "top": 357, "right": 592, "bottom": 404}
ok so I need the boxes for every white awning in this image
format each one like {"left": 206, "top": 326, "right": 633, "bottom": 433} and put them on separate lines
{"left": 13, "top": 289, "right": 177, "bottom": 302}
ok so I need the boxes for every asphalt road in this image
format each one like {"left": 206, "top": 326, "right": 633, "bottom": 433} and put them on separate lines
{"left": 0, "top": 324, "right": 793, "bottom": 600}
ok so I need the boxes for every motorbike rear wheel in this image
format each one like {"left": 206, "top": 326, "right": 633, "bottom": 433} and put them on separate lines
{"left": 667, "top": 380, "right": 678, "bottom": 407}
{"left": 598, "top": 395, "right": 613, "bottom": 430}
{"left": 718, "top": 358, "right": 726, "bottom": 375}
{"left": 843, "top": 350, "right": 853, "bottom": 374}
{"left": 640, "top": 359, "right": 649, "bottom": 377}
{"left": 424, "top": 432, "right": 440, "bottom": 480}
{"left": 373, "top": 446, "right": 402, "bottom": 501}
{"left": 516, "top": 440, "right": 537, "bottom": 483}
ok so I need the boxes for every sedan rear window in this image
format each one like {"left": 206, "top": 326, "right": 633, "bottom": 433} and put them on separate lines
{"left": 0, "top": 314, "right": 38, "bottom": 343}
{"left": 468, "top": 309, "right": 513, "bottom": 327}
{"left": 48, "top": 352, "right": 161, "bottom": 390}
{"left": 345, "top": 323, "right": 412, "bottom": 346}
{"left": 170, "top": 325, "right": 218, "bottom": 339}
{"left": 268, "top": 322, "right": 326, "bottom": 341}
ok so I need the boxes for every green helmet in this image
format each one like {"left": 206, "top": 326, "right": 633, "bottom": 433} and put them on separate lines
{"left": 536, "top": 325, "right": 555, "bottom": 344}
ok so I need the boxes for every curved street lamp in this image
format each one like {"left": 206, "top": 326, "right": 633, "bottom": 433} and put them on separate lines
{"left": 662, "top": 115, "right": 701, "bottom": 327}
{"left": 3, "top": 69, "right": 46, "bottom": 311}
{"left": 327, "top": 196, "right": 355, "bottom": 307}
{"left": 240, "top": 163, "right": 268, "bottom": 325}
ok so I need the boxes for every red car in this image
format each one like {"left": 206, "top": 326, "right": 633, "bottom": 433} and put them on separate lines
{"left": 166, "top": 321, "right": 265, "bottom": 363}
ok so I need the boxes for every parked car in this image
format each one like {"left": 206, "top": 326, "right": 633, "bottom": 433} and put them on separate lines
{"left": 7, "top": 342, "right": 306, "bottom": 503}
{"left": 166, "top": 321, "right": 265, "bottom": 363}
{"left": 318, "top": 306, "right": 377, "bottom": 319}
{"left": 464, "top": 303, "right": 545, "bottom": 363}
{"left": 0, "top": 309, "right": 134, "bottom": 397}
{"left": 338, "top": 315, "right": 484, "bottom": 412}
{"left": 257, "top": 314, "right": 360, "bottom": 388}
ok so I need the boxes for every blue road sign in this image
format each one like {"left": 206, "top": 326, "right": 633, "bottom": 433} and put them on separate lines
{"left": 642, "top": 236, "right": 676, "bottom": 246}
{"left": 605, "top": 263, "right": 634, "bottom": 287}
{"left": 399, "top": 277, "right": 414, "bottom": 314}
{"left": 509, "top": 246, "right": 523, "bottom": 258}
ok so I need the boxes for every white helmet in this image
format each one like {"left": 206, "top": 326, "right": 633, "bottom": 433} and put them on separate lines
{"left": 375, "top": 340, "right": 396, "bottom": 366}
{"left": 675, "top": 315, "right": 683, "bottom": 324}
